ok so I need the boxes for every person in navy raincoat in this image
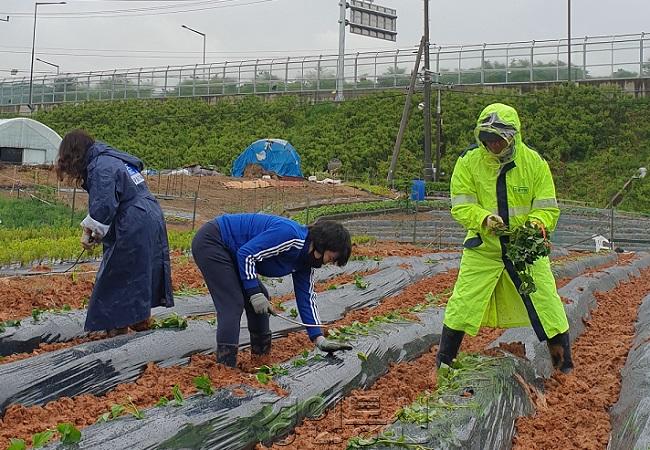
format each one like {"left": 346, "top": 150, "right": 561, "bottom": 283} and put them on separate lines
{"left": 56, "top": 129, "right": 174, "bottom": 336}
{"left": 191, "top": 213, "right": 353, "bottom": 367}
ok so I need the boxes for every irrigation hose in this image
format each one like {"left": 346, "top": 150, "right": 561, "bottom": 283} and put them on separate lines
{"left": 269, "top": 310, "right": 331, "bottom": 328}
{"left": 1, "top": 248, "right": 88, "bottom": 279}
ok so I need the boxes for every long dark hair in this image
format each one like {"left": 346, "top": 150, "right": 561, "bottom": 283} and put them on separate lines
{"left": 308, "top": 220, "right": 352, "bottom": 266}
{"left": 56, "top": 129, "right": 95, "bottom": 184}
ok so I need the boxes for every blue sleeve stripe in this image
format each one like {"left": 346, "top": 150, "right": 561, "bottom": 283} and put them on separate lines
{"left": 243, "top": 238, "right": 305, "bottom": 280}
{"left": 308, "top": 269, "right": 322, "bottom": 325}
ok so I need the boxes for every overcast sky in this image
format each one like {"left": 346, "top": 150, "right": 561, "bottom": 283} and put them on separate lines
{"left": 0, "top": 0, "right": 648, "bottom": 78}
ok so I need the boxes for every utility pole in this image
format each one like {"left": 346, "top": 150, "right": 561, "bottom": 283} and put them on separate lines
{"left": 422, "top": 0, "right": 433, "bottom": 181}
{"left": 335, "top": 0, "right": 347, "bottom": 101}
{"left": 435, "top": 84, "right": 442, "bottom": 182}
{"left": 387, "top": 37, "right": 425, "bottom": 184}
{"left": 29, "top": 2, "right": 66, "bottom": 112}
{"left": 567, "top": 0, "right": 572, "bottom": 82}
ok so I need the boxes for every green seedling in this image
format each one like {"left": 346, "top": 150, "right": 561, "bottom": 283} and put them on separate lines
{"left": 289, "top": 308, "right": 298, "bottom": 318}
{"left": 193, "top": 374, "right": 215, "bottom": 396}
{"left": 357, "top": 352, "right": 368, "bottom": 361}
{"left": 57, "top": 423, "right": 81, "bottom": 444}
{"left": 126, "top": 397, "right": 145, "bottom": 420}
{"left": 255, "top": 364, "right": 289, "bottom": 385}
{"left": 354, "top": 275, "right": 368, "bottom": 289}
{"left": 347, "top": 432, "right": 419, "bottom": 449}
{"left": 0, "top": 319, "right": 20, "bottom": 333}
{"left": 327, "top": 311, "right": 407, "bottom": 342}
{"left": 155, "top": 396, "right": 170, "bottom": 407}
{"left": 6, "top": 439, "right": 26, "bottom": 450}
{"left": 292, "top": 357, "right": 308, "bottom": 368}
{"left": 31, "top": 430, "right": 55, "bottom": 448}
{"left": 496, "top": 220, "right": 551, "bottom": 295}
{"left": 31, "top": 308, "right": 45, "bottom": 322}
{"left": 327, "top": 284, "right": 338, "bottom": 290}
{"left": 151, "top": 313, "right": 188, "bottom": 330}
{"left": 173, "top": 284, "right": 206, "bottom": 297}
{"left": 292, "top": 350, "right": 317, "bottom": 367}
{"left": 272, "top": 301, "right": 286, "bottom": 312}
{"left": 171, "top": 384, "right": 184, "bottom": 406}
{"left": 98, "top": 403, "right": 125, "bottom": 422}
{"left": 31, "top": 304, "right": 75, "bottom": 322}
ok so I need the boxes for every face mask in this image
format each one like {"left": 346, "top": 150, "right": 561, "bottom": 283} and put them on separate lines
{"left": 495, "top": 145, "right": 515, "bottom": 163}
{"left": 308, "top": 249, "right": 324, "bottom": 268}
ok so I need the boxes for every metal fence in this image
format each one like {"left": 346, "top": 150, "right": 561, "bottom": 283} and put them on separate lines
{"left": 1, "top": 31, "right": 648, "bottom": 107}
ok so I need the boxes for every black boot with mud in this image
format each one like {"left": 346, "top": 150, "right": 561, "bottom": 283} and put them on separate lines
{"left": 436, "top": 325, "right": 465, "bottom": 368}
{"left": 250, "top": 332, "right": 272, "bottom": 355}
{"left": 216, "top": 343, "right": 239, "bottom": 368}
{"left": 547, "top": 332, "right": 574, "bottom": 374}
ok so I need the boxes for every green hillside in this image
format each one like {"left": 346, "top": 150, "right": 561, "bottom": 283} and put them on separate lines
{"left": 25, "top": 84, "right": 650, "bottom": 212}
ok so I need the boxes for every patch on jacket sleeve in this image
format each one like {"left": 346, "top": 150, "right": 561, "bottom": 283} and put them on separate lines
{"left": 125, "top": 163, "right": 145, "bottom": 185}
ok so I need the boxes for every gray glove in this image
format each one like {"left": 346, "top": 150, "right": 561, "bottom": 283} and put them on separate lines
{"left": 249, "top": 293, "right": 271, "bottom": 315}
{"left": 315, "top": 336, "right": 353, "bottom": 352}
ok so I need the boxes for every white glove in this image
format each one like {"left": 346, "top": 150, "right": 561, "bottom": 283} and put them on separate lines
{"left": 249, "top": 293, "right": 271, "bottom": 315}
{"left": 80, "top": 227, "right": 99, "bottom": 250}
{"left": 484, "top": 214, "right": 506, "bottom": 233}
{"left": 315, "top": 336, "right": 353, "bottom": 352}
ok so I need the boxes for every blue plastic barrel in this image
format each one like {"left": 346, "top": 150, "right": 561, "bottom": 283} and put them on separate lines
{"left": 411, "top": 179, "right": 426, "bottom": 201}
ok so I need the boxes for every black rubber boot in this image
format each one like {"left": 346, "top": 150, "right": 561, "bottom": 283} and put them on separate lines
{"left": 216, "top": 343, "right": 239, "bottom": 368}
{"left": 436, "top": 325, "right": 465, "bottom": 368}
{"left": 250, "top": 332, "right": 272, "bottom": 355}
{"left": 547, "top": 332, "right": 574, "bottom": 374}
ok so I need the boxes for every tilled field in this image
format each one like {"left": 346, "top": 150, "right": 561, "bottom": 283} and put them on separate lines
{"left": 0, "top": 247, "right": 647, "bottom": 450}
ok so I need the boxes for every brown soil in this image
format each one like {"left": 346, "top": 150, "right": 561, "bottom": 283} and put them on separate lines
{"left": 272, "top": 269, "right": 380, "bottom": 305}
{"left": 0, "top": 269, "right": 459, "bottom": 447}
{"left": 0, "top": 166, "right": 378, "bottom": 230}
{"left": 259, "top": 256, "right": 631, "bottom": 450}
{"left": 0, "top": 250, "right": 627, "bottom": 447}
{"left": 352, "top": 241, "right": 444, "bottom": 258}
{"left": 0, "top": 244, "right": 426, "bottom": 324}
{"left": 513, "top": 267, "right": 650, "bottom": 450}
{"left": 0, "top": 254, "right": 204, "bottom": 323}
{"left": 256, "top": 322, "right": 510, "bottom": 450}
{"left": 0, "top": 333, "right": 108, "bottom": 365}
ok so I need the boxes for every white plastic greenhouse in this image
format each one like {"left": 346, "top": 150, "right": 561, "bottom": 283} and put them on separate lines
{"left": 0, "top": 118, "right": 61, "bottom": 165}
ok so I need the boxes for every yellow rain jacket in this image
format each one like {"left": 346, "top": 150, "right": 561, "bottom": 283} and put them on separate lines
{"left": 444, "top": 103, "right": 569, "bottom": 341}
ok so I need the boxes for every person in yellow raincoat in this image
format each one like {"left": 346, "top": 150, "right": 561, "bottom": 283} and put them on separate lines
{"left": 438, "top": 103, "right": 573, "bottom": 374}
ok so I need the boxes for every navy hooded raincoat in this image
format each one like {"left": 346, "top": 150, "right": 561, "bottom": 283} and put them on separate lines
{"left": 81, "top": 142, "right": 173, "bottom": 331}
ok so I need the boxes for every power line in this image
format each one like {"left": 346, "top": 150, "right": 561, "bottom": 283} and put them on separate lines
{"left": 2, "top": 0, "right": 275, "bottom": 19}
{"left": 4, "top": 0, "right": 239, "bottom": 16}
{"left": 0, "top": 44, "right": 399, "bottom": 55}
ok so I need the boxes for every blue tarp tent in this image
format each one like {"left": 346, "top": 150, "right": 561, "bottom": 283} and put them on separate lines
{"left": 231, "top": 139, "right": 303, "bottom": 178}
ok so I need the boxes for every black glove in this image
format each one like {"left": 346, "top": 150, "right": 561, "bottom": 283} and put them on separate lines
{"left": 315, "top": 336, "right": 353, "bottom": 352}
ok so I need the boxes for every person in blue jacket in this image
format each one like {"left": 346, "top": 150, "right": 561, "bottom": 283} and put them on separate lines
{"left": 55, "top": 129, "right": 174, "bottom": 336}
{"left": 191, "top": 213, "right": 353, "bottom": 367}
